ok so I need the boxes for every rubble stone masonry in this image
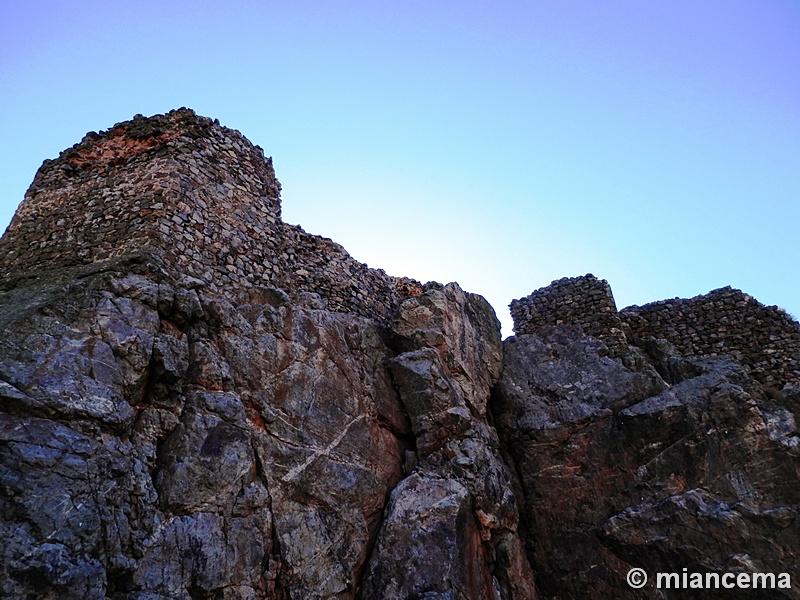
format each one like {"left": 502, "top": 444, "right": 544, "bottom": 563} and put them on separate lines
{"left": 620, "top": 288, "right": 800, "bottom": 387}
{"left": 3, "top": 108, "right": 797, "bottom": 385}
{"left": 512, "top": 275, "right": 800, "bottom": 387}
{"left": 0, "top": 109, "right": 420, "bottom": 323}
{"left": 510, "top": 274, "right": 629, "bottom": 355}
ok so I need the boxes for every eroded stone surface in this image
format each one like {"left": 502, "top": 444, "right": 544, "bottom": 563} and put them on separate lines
{"left": 0, "top": 259, "right": 408, "bottom": 599}
{"left": 361, "top": 283, "right": 536, "bottom": 599}
{"left": 2, "top": 110, "right": 799, "bottom": 599}
{"left": 494, "top": 326, "right": 800, "bottom": 599}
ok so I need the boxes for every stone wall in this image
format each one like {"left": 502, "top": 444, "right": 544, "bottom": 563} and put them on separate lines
{"left": 511, "top": 275, "right": 800, "bottom": 387}
{"left": 621, "top": 287, "right": 800, "bottom": 387}
{"left": 509, "top": 274, "right": 628, "bottom": 355}
{"left": 0, "top": 109, "right": 421, "bottom": 323}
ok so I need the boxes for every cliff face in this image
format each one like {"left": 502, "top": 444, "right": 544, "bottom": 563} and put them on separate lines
{"left": 1, "top": 110, "right": 798, "bottom": 599}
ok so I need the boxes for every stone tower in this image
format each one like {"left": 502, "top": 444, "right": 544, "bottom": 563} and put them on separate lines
{"left": 0, "top": 109, "right": 419, "bottom": 321}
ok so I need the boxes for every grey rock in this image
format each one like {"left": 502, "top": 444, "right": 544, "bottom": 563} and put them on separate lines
{"left": 360, "top": 474, "right": 490, "bottom": 600}
{"left": 494, "top": 324, "right": 800, "bottom": 598}
{"left": 363, "top": 283, "right": 536, "bottom": 599}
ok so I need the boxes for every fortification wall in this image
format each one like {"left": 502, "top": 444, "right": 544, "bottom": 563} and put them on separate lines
{"left": 509, "top": 274, "right": 628, "bottom": 355}
{"left": 511, "top": 275, "right": 800, "bottom": 387}
{"left": 0, "top": 109, "right": 420, "bottom": 323}
{"left": 620, "top": 288, "right": 800, "bottom": 387}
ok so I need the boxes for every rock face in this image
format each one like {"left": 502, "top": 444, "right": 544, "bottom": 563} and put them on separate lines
{"left": 494, "top": 329, "right": 799, "bottom": 598}
{"left": 1, "top": 111, "right": 799, "bottom": 599}
{"left": 0, "top": 258, "right": 407, "bottom": 599}
{"left": 361, "top": 284, "right": 535, "bottom": 599}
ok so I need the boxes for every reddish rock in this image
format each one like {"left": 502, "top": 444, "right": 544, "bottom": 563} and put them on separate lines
{"left": 494, "top": 327, "right": 800, "bottom": 599}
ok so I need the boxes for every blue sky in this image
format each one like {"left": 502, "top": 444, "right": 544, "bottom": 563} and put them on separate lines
{"left": 2, "top": 1, "right": 798, "bottom": 336}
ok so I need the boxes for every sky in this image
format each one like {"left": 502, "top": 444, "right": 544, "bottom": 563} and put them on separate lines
{"left": 2, "top": 1, "right": 799, "bottom": 337}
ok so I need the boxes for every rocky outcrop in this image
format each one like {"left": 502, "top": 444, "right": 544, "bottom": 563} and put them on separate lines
{"left": 0, "top": 255, "right": 409, "bottom": 599}
{"left": 361, "top": 283, "right": 536, "bottom": 599}
{"left": 1, "top": 111, "right": 799, "bottom": 599}
{"left": 493, "top": 328, "right": 800, "bottom": 598}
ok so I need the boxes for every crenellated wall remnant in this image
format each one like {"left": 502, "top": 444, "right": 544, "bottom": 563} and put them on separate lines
{"left": 509, "top": 274, "right": 629, "bottom": 355}
{"left": 0, "top": 109, "right": 421, "bottom": 323}
{"left": 511, "top": 276, "right": 800, "bottom": 387}
{"left": 620, "top": 287, "right": 800, "bottom": 387}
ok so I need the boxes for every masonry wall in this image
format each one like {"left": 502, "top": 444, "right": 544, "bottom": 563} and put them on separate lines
{"left": 509, "top": 274, "right": 628, "bottom": 355}
{"left": 511, "top": 275, "right": 800, "bottom": 387}
{"left": 0, "top": 109, "right": 420, "bottom": 323}
{"left": 620, "top": 288, "right": 800, "bottom": 387}
{"left": 7, "top": 109, "right": 797, "bottom": 382}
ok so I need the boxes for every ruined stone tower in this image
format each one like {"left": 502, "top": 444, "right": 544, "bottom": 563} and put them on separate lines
{"left": 0, "top": 109, "right": 419, "bottom": 321}
{"left": 511, "top": 274, "right": 800, "bottom": 387}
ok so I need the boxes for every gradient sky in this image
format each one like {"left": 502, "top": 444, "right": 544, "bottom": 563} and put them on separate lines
{"left": 2, "top": 1, "right": 798, "bottom": 336}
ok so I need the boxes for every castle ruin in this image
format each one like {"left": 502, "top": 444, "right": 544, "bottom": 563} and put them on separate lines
{"left": 2, "top": 109, "right": 797, "bottom": 386}
{"left": 0, "top": 108, "right": 421, "bottom": 323}
{"left": 511, "top": 275, "right": 800, "bottom": 387}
